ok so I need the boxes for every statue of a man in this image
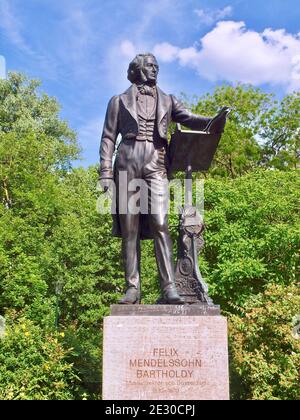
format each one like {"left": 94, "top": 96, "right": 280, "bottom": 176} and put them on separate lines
{"left": 99, "top": 53, "right": 214, "bottom": 305}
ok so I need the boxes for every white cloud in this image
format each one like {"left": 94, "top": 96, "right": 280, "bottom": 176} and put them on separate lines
{"left": 0, "top": 0, "right": 33, "bottom": 54}
{"left": 153, "top": 43, "right": 180, "bottom": 63}
{"left": 0, "top": 55, "right": 6, "bottom": 78}
{"left": 194, "top": 6, "right": 233, "bottom": 26}
{"left": 120, "top": 40, "right": 137, "bottom": 59}
{"left": 152, "top": 21, "right": 300, "bottom": 92}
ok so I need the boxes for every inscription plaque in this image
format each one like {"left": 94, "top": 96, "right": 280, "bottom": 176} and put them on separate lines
{"left": 102, "top": 316, "right": 229, "bottom": 400}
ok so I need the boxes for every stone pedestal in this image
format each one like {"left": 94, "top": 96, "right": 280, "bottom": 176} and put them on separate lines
{"left": 102, "top": 305, "right": 229, "bottom": 400}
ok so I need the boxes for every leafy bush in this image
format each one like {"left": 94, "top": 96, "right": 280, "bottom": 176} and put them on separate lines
{"left": 201, "top": 170, "right": 299, "bottom": 310}
{"left": 229, "top": 284, "right": 300, "bottom": 400}
{"left": 0, "top": 316, "right": 78, "bottom": 400}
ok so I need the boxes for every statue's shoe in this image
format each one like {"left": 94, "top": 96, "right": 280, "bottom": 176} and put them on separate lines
{"left": 163, "top": 287, "right": 185, "bottom": 305}
{"left": 119, "top": 287, "right": 140, "bottom": 304}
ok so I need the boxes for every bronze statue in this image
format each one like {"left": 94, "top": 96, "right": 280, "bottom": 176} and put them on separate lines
{"left": 99, "top": 53, "right": 227, "bottom": 305}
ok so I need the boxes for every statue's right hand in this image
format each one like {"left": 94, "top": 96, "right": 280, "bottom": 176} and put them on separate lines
{"left": 100, "top": 178, "right": 114, "bottom": 193}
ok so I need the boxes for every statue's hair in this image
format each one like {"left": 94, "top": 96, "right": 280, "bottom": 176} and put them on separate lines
{"left": 127, "top": 53, "right": 159, "bottom": 83}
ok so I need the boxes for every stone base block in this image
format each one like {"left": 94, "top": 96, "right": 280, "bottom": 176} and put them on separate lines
{"left": 110, "top": 303, "right": 220, "bottom": 316}
{"left": 102, "top": 310, "right": 229, "bottom": 400}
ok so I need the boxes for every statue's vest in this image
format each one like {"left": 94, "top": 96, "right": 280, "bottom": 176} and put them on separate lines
{"left": 136, "top": 91, "right": 159, "bottom": 142}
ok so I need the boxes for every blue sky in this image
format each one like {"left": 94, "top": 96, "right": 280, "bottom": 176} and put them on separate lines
{"left": 0, "top": 0, "right": 299, "bottom": 166}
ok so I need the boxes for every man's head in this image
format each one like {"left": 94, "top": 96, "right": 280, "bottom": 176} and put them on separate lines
{"left": 127, "top": 53, "right": 159, "bottom": 85}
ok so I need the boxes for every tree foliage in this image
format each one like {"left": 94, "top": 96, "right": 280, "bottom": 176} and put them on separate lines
{"left": 260, "top": 92, "right": 300, "bottom": 170}
{"left": 0, "top": 315, "right": 78, "bottom": 400}
{"left": 190, "top": 85, "right": 299, "bottom": 177}
{"left": 202, "top": 170, "right": 299, "bottom": 310}
{"left": 229, "top": 284, "right": 300, "bottom": 400}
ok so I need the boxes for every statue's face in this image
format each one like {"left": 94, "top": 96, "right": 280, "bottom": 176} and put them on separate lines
{"left": 141, "top": 56, "right": 159, "bottom": 84}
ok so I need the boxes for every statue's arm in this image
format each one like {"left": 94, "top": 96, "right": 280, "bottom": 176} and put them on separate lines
{"left": 99, "top": 96, "right": 120, "bottom": 179}
{"left": 171, "top": 95, "right": 211, "bottom": 131}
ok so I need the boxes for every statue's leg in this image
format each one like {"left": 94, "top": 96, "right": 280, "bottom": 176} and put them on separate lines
{"left": 118, "top": 214, "right": 141, "bottom": 304}
{"left": 115, "top": 140, "right": 143, "bottom": 304}
{"left": 147, "top": 177, "right": 184, "bottom": 305}
{"left": 142, "top": 142, "right": 184, "bottom": 304}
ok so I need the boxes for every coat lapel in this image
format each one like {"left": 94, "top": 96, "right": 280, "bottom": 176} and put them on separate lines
{"left": 120, "top": 85, "right": 138, "bottom": 124}
{"left": 157, "top": 86, "right": 170, "bottom": 124}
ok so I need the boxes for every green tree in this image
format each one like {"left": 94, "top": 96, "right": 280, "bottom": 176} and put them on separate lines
{"left": 201, "top": 170, "right": 299, "bottom": 310}
{"left": 0, "top": 72, "right": 76, "bottom": 145}
{"left": 0, "top": 72, "right": 79, "bottom": 320}
{"left": 0, "top": 73, "right": 82, "bottom": 398}
{"left": 0, "top": 315, "right": 78, "bottom": 400}
{"left": 0, "top": 72, "right": 79, "bottom": 209}
{"left": 260, "top": 91, "right": 300, "bottom": 170}
{"left": 190, "top": 84, "right": 273, "bottom": 178}
{"left": 229, "top": 283, "right": 300, "bottom": 400}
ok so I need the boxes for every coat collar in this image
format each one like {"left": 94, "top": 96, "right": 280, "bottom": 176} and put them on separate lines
{"left": 156, "top": 86, "right": 170, "bottom": 124}
{"left": 120, "top": 84, "right": 169, "bottom": 124}
{"left": 120, "top": 85, "right": 138, "bottom": 123}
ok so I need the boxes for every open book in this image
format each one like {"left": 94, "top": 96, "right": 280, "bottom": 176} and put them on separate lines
{"left": 168, "top": 107, "right": 230, "bottom": 174}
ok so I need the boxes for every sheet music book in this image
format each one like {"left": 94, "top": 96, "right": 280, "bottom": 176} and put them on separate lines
{"left": 168, "top": 124, "right": 222, "bottom": 173}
